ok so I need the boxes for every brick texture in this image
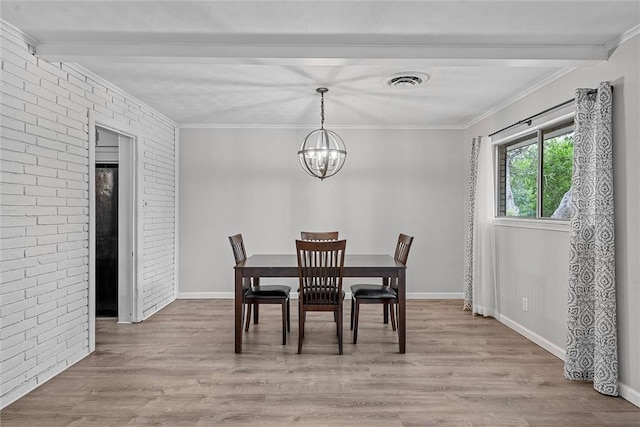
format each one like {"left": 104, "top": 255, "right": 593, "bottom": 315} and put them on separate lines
{"left": 0, "top": 22, "right": 176, "bottom": 408}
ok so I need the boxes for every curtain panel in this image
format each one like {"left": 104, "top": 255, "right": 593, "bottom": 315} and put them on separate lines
{"left": 564, "top": 82, "right": 618, "bottom": 396}
{"left": 463, "top": 136, "right": 497, "bottom": 316}
{"left": 463, "top": 137, "right": 481, "bottom": 311}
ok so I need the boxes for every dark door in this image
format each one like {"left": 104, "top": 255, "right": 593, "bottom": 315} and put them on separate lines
{"left": 96, "top": 164, "right": 118, "bottom": 317}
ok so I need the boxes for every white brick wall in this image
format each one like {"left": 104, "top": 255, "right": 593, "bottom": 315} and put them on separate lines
{"left": 0, "top": 22, "right": 176, "bottom": 408}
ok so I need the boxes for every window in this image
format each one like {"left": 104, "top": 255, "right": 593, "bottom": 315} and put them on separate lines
{"left": 497, "top": 120, "right": 574, "bottom": 219}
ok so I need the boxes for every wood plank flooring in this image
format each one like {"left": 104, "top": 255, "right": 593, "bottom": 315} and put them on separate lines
{"left": 2, "top": 300, "right": 638, "bottom": 426}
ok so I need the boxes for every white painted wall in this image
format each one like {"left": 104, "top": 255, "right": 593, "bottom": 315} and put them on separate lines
{"left": 465, "top": 35, "right": 640, "bottom": 404}
{"left": 0, "top": 22, "right": 177, "bottom": 408}
{"left": 178, "top": 128, "right": 466, "bottom": 298}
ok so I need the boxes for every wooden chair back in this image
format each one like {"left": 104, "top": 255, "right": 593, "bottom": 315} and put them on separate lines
{"left": 390, "top": 234, "right": 413, "bottom": 291}
{"left": 300, "top": 231, "right": 339, "bottom": 241}
{"left": 229, "top": 234, "right": 251, "bottom": 291}
{"left": 394, "top": 233, "right": 414, "bottom": 265}
{"left": 229, "top": 233, "right": 247, "bottom": 264}
{"left": 295, "top": 239, "right": 346, "bottom": 307}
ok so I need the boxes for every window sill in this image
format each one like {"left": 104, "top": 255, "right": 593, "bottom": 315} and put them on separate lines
{"left": 493, "top": 217, "right": 570, "bottom": 232}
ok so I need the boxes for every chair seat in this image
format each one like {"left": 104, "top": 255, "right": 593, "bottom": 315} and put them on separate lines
{"left": 351, "top": 284, "right": 397, "bottom": 299}
{"left": 246, "top": 285, "right": 291, "bottom": 299}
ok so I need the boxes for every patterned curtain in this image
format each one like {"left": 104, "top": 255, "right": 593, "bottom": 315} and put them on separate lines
{"left": 564, "top": 82, "right": 617, "bottom": 396}
{"left": 463, "top": 137, "right": 481, "bottom": 311}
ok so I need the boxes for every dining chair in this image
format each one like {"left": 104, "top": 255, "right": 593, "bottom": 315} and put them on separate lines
{"left": 300, "top": 231, "right": 339, "bottom": 241}
{"left": 295, "top": 239, "right": 347, "bottom": 354}
{"left": 300, "top": 231, "right": 340, "bottom": 324}
{"left": 229, "top": 234, "right": 291, "bottom": 345}
{"left": 350, "top": 233, "right": 414, "bottom": 344}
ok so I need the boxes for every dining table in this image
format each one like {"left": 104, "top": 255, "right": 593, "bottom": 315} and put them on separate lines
{"left": 234, "top": 254, "right": 407, "bottom": 354}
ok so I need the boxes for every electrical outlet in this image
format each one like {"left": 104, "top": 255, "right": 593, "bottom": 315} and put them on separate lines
{"left": 522, "top": 297, "right": 528, "bottom": 312}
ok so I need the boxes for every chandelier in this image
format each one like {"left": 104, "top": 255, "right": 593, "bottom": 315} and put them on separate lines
{"left": 298, "top": 88, "right": 347, "bottom": 180}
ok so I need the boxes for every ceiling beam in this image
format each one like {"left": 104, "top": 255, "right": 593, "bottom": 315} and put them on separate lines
{"left": 35, "top": 41, "right": 607, "bottom": 67}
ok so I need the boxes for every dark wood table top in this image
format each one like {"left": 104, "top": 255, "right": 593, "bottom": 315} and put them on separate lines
{"left": 235, "top": 254, "right": 406, "bottom": 277}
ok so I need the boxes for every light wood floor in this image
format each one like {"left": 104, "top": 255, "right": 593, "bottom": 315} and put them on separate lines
{"left": 2, "top": 300, "right": 638, "bottom": 426}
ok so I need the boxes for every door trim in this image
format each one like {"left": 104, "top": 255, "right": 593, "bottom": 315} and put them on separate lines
{"left": 88, "top": 111, "right": 142, "bottom": 352}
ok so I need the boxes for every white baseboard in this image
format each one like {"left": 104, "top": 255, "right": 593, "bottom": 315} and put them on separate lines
{"left": 177, "top": 292, "right": 463, "bottom": 300}
{"left": 498, "top": 314, "right": 566, "bottom": 360}
{"left": 177, "top": 292, "right": 235, "bottom": 299}
{"left": 618, "top": 382, "right": 640, "bottom": 408}
{"left": 498, "top": 313, "right": 639, "bottom": 408}
{"left": 410, "top": 292, "right": 463, "bottom": 299}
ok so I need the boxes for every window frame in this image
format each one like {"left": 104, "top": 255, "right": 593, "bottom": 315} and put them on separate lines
{"left": 493, "top": 114, "right": 575, "bottom": 223}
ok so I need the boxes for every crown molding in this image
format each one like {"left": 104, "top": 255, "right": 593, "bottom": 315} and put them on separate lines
{"left": 0, "top": 18, "right": 39, "bottom": 47}
{"left": 466, "top": 30, "right": 639, "bottom": 130}
{"left": 464, "top": 66, "right": 577, "bottom": 129}
{"left": 605, "top": 24, "right": 640, "bottom": 53}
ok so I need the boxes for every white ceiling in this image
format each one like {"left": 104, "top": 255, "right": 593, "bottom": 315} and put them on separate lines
{"left": 2, "top": 1, "right": 639, "bottom": 128}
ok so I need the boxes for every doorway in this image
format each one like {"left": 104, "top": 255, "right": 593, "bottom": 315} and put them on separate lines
{"left": 95, "top": 163, "right": 119, "bottom": 317}
{"left": 94, "top": 126, "right": 135, "bottom": 323}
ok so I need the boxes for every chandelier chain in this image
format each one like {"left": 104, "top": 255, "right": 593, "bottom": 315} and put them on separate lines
{"left": 320, "top": 92, "right": 325, "bottom": 129}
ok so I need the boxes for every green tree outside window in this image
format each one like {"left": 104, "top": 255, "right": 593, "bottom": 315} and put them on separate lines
{"left": 542, "top": 133, "right": 574, "bottom": 217}
{"left": 502, "top": 126, "right": 574, "bottom": 219}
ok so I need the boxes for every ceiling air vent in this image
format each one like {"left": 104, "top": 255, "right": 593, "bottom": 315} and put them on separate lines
{"left": 384, "top": 72, "right": 430, "bottom": 89}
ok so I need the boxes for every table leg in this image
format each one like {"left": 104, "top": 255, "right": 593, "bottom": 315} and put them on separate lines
{"left": 398, "top": 268, "right": 406, "bottom": 354}
{"left": 235, "top": 267, "right": 243, "bottom": 353}
{"left": 382, "top": 277, "right": 390, "bottom": 324}
{"left": 253, "top": 277, "right": 260, "bottom": 324}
